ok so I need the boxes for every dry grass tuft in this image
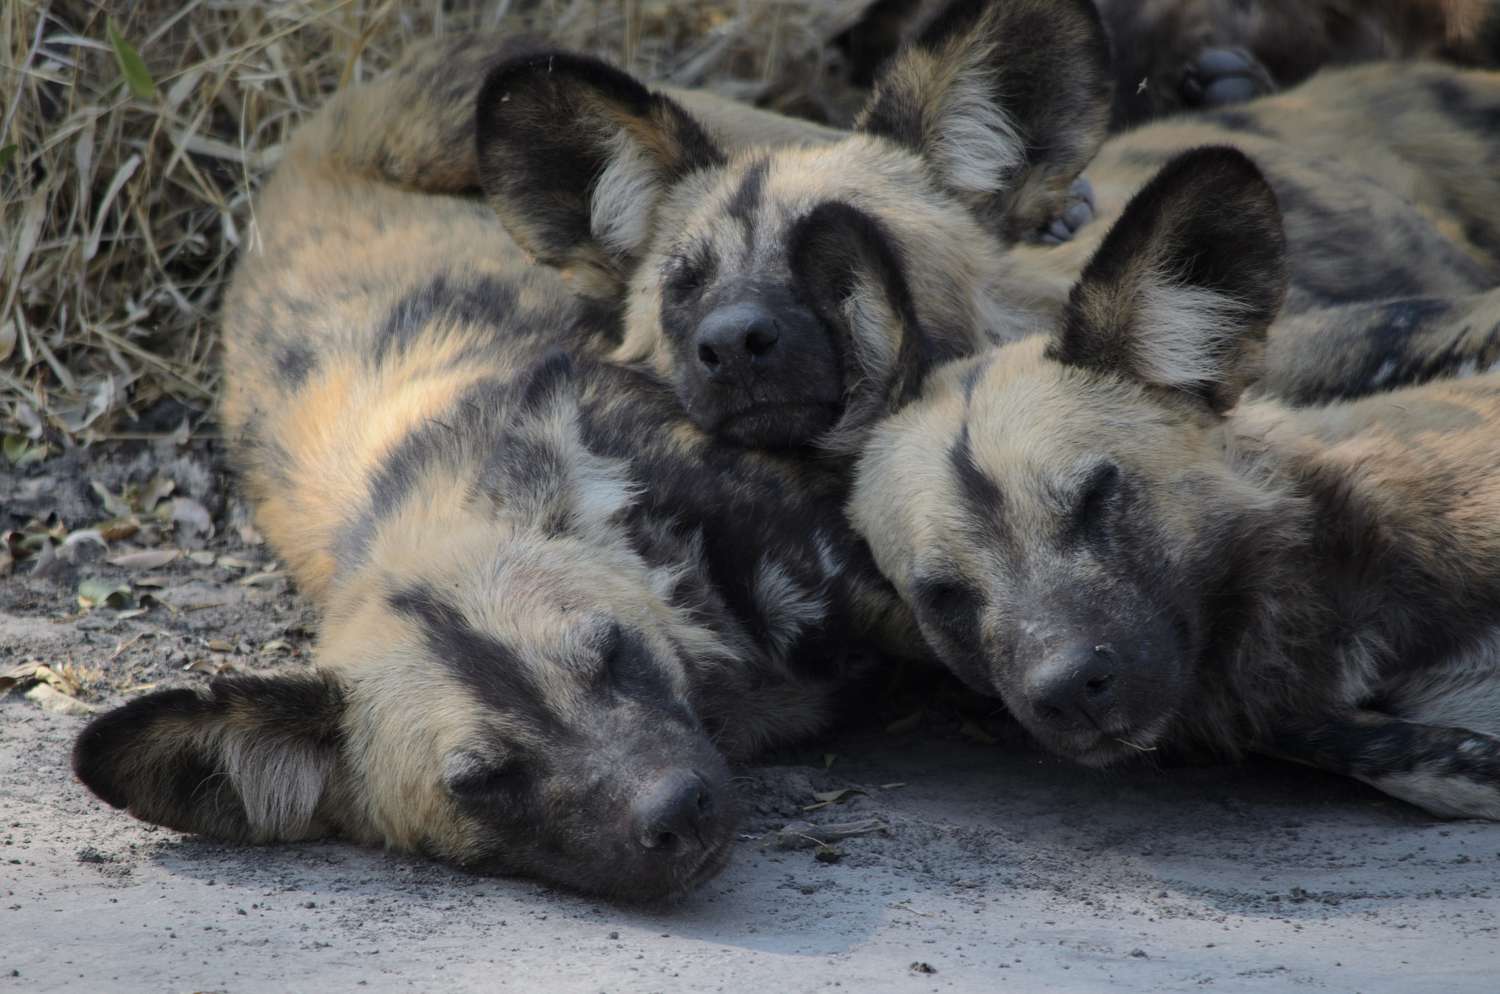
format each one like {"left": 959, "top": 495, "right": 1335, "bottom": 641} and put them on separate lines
{"left": 1, "top": 0, "right": 867, "bottom": 455}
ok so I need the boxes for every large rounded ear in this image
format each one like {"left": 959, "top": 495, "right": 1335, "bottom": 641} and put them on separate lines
{"left": 72, "top": 671, "right": 358, "bottom": 843}
{"left": 1048, "top": 146, "right": 1288, "bottom": 413}
{"left": 855, "top": 0, "right": 1113, "bottom": 241}
{"left": 476, "top": 52, "right": 725, "bottom": 292}
{"left": 789, "top": 201, "right": 967, "bottom": 453}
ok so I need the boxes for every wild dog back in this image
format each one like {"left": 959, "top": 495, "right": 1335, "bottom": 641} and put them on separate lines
{"left": 73, "top": 36, "right": 916, "bottom": 901}
{"left": 851, "top": 145, "right": 1500, "bottom": 818}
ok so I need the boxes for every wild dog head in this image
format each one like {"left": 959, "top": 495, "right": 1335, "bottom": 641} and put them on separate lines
{"left": 850, "top": 147, "right": 1288, "bottom": 764}
{"left": 475, "top": 0, "right": 1113, "bottom": 451}
{"left": 75, "top": 354, "right": 736, "bottom": 902}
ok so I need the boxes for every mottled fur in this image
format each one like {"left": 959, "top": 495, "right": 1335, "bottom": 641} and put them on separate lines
{"left": 73, "top": 36, "right": 919, "bottom": 902}
{"left": 478, "top": 0, "right": 1500, "bottom": 455}
{"left": 851, "top": 146, "right": 1500, "bottom": 819}
{"left": 835, "top": 0, "right": 1500, "bottom": 127}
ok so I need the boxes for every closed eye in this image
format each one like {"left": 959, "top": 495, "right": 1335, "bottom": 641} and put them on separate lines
{"left": 914, "top": 577, "right": 980, "bottom": 634}
{"left": 664, "top": 246, "right": 715, "bottom": 303}
{"left": 1072, "top": 460, "right": 1120, "bottom": 534}
{"left": 444, "top": 752, "right": 527, "bottom": 800}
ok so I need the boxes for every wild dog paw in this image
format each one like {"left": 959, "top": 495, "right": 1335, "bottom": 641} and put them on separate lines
{"left": 1033, "top": 176, "right": 1096, "bottom": 246}
{"left": 1179, "top": 47, "right": 1276, "bottom": 109}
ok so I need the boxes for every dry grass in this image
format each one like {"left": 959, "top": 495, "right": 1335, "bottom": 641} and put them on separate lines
{"left": 1, "top": 0, "right": 866, "bottom": 455}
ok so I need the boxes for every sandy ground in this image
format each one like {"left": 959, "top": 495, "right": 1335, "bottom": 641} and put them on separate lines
{"left": 4, "top": 442, "right": 1500, "bottom": 994}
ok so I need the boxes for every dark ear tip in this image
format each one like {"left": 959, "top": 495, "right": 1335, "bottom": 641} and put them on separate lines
{"left": 71, "top": 688, "right": 201, "bottom": 808}
{"left": 477, "top": 50, "right": 653, "bottom": 126}
{"left": 1165, "top": 145, "right": 1276, "bottom": 199}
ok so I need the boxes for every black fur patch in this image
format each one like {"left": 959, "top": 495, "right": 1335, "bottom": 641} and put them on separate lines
{"left": 276, "top": 344, "right": 317, "bottom": 389}
{"left": 388, "top": 584, "right": 564, "bottom": 736}
{"left": 725, "top": 158, "right": 769, "bottom": 245}
{"left": 375, "top": 274, "right": 519, "bottom": 362}
{"left": 334, "top": 376, "right": 511, "bottom": 570}
{"left": 948, "top": 423, "right": 1004, "bottom": 532}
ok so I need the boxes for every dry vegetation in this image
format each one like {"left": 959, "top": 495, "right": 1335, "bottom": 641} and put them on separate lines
{"left": 1, "top": 0, "right": 867, "bottom": 460}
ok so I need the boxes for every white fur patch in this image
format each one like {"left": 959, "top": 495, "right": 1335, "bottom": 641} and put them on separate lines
{"left": 1368, "top": 768, "right": 1500, "bottom": 820}
{"left": 1134, "top": 279, "right": 1256, "bottom": 389}
{"left": 930, "top": 67, "right": 1024, "bottom": 195}
{"left": 220, "top": 733, "right": 331, "bottom": 841}
{"left": 752, "top": 559, "right": 828, "bottom": 657}
{"left": 590, "top": 129, "right": 660, "bottom": 257}
{"left": 570, "top": 449, "right": 641, "bottom": 532}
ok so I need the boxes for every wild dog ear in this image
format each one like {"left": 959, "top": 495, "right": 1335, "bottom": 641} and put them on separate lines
{"left": 72, "top": 671, "right": 356, "bottom": 843}
{"left": 478, "top": 350, "right": 639, "bottom": 539}
{"left": 1049, "top": 146, "right": 1287, "bottom": 412}
{"left": 476, "top": 52, "right": 725, "bottom": 292}
{"left": 855, "top": 0, "right": 1112, "bottom": 241}
{"left": 790, "top": 201, "right": 965, "bottom": 453}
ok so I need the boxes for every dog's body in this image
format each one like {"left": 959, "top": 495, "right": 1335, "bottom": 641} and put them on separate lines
{"left": 72, "top": 36, "right": 917, "bottom": 901}
{"left": 851, "top": 145, "right": 1500, "bottom": 818}
{"left": 474, "top": 0, "right": 1500, "bottom": 456}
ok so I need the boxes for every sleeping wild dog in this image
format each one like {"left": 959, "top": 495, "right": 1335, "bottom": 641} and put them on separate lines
{"left": 850, "top": 145, "right": 1500, "bottom": 819}
{"left": 474, "top": 0, "right": 1500, "bottom": 453}
{"left": 71, "top": 36, "right": 921, "bottom": 901}
{"left": 832, "top": 0, "right": 1500, "bottom": 128}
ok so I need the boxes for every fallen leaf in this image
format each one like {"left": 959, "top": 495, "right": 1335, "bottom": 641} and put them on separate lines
{"left": 239, "top": 570, "right": 286, "bottom": 587}
{"left": 25, "top": 683, "right": 95, "bottom": 716}
{"left": 3, "top": 434, "right": 48, "bottom": 466}
{"left": 170, "top": 498, "right": 214, "bottom": 538}
{"left": 216, "top": 556, "right": 256, "bottom": 571}
{"left": 98, "top": 519, "right": 140, "bottom": 542}
{"left": 188, "top": 550, "right": 216, "bottom": 566}
{"left": 259, "top": 639, "right": 291, "bottom": 655}
{"left": 111, "top": 607, "right": 149, "bottom": 620}
{"left": 0, "top": 661, "right": 44, "bottom": 694}
{"left": 140, "top": 476, "right": 175, "bottom": 510}
{"left": 89, "top": 480, "right": 132, "bottom": 518}
{"left": 78, "top": 578, "right": 132, "bottom": 610}
{"left": 108, "top": 548, "right": 179, "bottom": 570}
{"left": 206, "top": 639, "right": 233, "bottom": 653}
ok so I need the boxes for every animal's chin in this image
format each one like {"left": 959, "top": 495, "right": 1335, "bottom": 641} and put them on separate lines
{"left": 703, "top": 401, "right": 842, "bottom": 449}
{"left": 1030, "top": 721, "right": 1170, "bottom": 768}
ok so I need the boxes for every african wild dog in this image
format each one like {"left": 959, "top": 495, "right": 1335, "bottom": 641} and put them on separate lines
{"left": 850, "top": 145, "right": 1500, "bottom": 818}
{"left": 832, "top": 0, "right": 1500, "bottom": 128}
{"left": 71, "top": 36, "right": 921, "bottom": 902}
{"left": 475, "top": 0, "right": 1500, "bottom": 455}
{"left": 477, "top": 0, "right": 1115, "bottom": 451}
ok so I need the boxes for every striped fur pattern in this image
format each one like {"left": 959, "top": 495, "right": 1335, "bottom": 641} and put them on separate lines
{"left": 476, "top": 0, "right": 1114, "bottom": 452}
{"left": 72, "top": 36, "right": 921, "bottom": 902}
{"left": 478, "top": 0, "right": 1500, "bottom": 455}
{"left": 851, "top": 146, "right": 1500, "bottom": 819}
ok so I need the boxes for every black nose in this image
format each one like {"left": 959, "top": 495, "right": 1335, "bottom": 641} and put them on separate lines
{"left": 695, "top": 303, "right": 780, "bottom": 384}
{"left": 1026, "top": 643, "right": 1118, "bottom": 730}
{"left": 631, "top": 770, "right": 714, "bottom": 855}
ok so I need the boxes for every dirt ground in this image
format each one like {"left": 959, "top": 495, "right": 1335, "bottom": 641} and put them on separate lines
{"left": 4, "top": 440, "right": 1500, "bottom": 994}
